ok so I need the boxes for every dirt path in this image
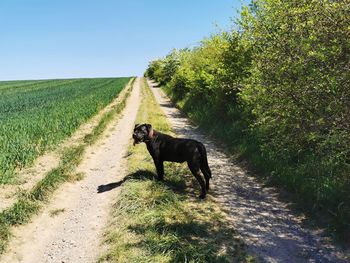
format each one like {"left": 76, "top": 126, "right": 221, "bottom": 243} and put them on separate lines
{"left": 0, "top": 79, "right": 133, "bottom": 213}
{"left": 148, "top": 80, "right": 349, "bottom": 263}
{"left": 1, "top": 78, "right": 141, "bottom": 263}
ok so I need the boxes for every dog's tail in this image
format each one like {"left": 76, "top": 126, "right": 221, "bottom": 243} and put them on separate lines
{"left": 197, "top": 142, "right": 212, "bottom": 178}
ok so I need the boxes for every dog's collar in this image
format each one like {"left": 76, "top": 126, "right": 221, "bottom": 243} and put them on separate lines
{"left": 147, "top": 129, "right": 158, "bottom": 142}
{"left": 149, "top": 128, "right": 154, "bottom": 139}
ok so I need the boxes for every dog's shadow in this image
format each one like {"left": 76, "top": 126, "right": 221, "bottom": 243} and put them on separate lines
{"left": 97, "top": 170, "right": 155, "bottom": 193}
{"left": 97, "top": 170, "right": 154, "bottom": 193}
{"left": 97, "top": 169, "right": 187, "bottom": 194}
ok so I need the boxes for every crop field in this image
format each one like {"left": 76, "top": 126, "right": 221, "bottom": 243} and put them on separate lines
{"left": 0, "top": 77, "right": 130, "bottom": 184}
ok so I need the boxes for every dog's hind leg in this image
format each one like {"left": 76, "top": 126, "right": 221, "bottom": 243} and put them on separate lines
{"left": 197, "top": 143, "right": 211, "bottom": 191}
{"left": 200, "top": 164, "right": 211, "bottom": 191}
{"left": 188, "top": 160, "right": 206, "bottom": 199}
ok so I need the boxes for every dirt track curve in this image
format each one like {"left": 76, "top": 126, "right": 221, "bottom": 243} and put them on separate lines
{"left": 1, "top": 78, "right": 140, "bottom": 263}
{"left": 148, "top": 80, "right": 349, "bottom": 263}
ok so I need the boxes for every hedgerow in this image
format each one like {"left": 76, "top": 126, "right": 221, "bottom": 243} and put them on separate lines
{"left": 145, "top": 0, "right": 350, "bottom": 240}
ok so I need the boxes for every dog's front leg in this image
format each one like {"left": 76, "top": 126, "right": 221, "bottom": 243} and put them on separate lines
{"left": 153, "top": 158, "right": 164, "bottom": 181}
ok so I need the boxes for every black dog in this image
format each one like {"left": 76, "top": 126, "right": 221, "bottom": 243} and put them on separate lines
{"left": 132, "top": 123, "right": 212, "bottom": 198}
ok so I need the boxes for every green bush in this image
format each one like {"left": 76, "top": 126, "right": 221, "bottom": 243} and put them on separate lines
{"left": 146, "top": 0, "right": 350, "bottom": 240}
{"left": 239, "top": 0, "right": 350, "bottom": 233}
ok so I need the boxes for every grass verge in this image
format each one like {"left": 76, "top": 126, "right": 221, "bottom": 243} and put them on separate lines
{"left": 0, "top": 78, "right": 135, "bottom": 255}
{"left": 99, "top": 78, "right": 253, "bottom": 262}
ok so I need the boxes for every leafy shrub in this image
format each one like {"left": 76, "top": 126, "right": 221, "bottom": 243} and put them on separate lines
{"left": 146, "top": 0, "right": 350, "bottom": 240}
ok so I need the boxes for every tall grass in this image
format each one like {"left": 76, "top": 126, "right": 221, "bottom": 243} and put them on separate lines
{"left": 0, "top": 77, "right": 130, "bottom": 184}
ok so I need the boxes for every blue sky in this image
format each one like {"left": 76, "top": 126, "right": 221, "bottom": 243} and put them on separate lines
{"left": 0, "top": 0, "right": 247, "bottom": 80}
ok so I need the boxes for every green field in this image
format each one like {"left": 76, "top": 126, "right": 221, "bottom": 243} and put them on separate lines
{"left": 0, "top": 77, "right": 130, "bottom": 184}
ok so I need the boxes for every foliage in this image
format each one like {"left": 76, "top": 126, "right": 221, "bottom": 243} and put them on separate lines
{"left": 241, "top": 0, "right": 350, "bottom": 171}
{"left": 0, "top": 78, "right": 130, "bottom": 184}
{"left": 145, "top": 49, "right": 181, "bottom": 86}
{"left": 146, "top": 0, "right": 350, "bottom": 240}
{"left": 240, "top": 0, "right": 350, "bottom": 236}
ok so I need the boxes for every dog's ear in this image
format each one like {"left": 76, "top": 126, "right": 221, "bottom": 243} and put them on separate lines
{"left": 134, "top": 123, "right": 140, "bottom": 129}
{"left": 145, "top": 124, "right": 152, "bottom": 132}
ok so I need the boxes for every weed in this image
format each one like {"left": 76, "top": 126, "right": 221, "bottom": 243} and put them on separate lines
{"left": 49, "top": 208, "right": 66, "bottom": 217}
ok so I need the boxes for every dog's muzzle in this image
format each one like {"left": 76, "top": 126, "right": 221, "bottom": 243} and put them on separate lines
{"left": 132, "top": 133, "right": 143, "bottom": 146}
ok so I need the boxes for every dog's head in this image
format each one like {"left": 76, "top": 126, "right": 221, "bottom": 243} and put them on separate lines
{"left": 132, "top": 123, "right": 153, "bottom": 145}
